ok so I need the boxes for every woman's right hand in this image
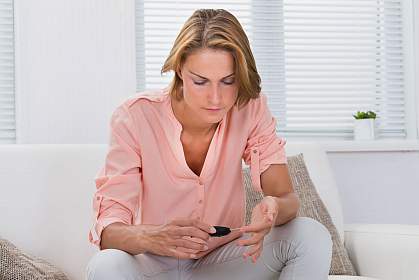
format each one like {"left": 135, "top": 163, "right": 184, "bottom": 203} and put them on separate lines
{"left": 142, "top": 218, "right": 216, "bottom": 259}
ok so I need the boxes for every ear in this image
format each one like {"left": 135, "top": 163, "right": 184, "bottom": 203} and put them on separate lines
{"left": 176, "top": 69, "right": 183, "bottom": 80}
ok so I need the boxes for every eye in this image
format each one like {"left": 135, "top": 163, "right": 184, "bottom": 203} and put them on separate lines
{"left": 193, "top": 80, "right": 206, "bottom": 85}
{"left": 223, "top": 79, "right": 235, "bottom": 85}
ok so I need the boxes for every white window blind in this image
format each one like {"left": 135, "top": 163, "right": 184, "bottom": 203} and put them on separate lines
{"left": 136, "top": 0, "right": 412, "bottom": 140}
{"left": 0, "top": 0, "right": 14, "bottom": 144}
{"left": 280, "top": 0, "right": 408, "bottom": 140}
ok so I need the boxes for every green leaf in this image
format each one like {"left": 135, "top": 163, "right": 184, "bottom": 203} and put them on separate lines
{"left": 353, "top": 110, "right": 377, "bottom": 119}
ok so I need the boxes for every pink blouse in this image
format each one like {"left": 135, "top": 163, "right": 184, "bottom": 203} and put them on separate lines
{"left": 89, "top": 87, "right": 287, "bottom": 257}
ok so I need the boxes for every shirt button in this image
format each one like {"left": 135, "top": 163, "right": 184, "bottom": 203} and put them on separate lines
{"left": 198, "top": 199, "right": 203, "bottom": 204}
{"left": 253, "top": 149, "right": 257, "bottom": 153}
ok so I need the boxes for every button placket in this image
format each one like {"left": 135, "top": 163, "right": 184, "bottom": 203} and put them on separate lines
{"left": 197, "top": 179, "right": 205, "bottom": 218}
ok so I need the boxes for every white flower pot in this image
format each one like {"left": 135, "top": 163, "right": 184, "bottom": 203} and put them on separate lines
{"left": 354, "top": 119, "right": 376, "bottom": 140}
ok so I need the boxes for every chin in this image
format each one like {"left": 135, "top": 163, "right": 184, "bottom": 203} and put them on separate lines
{"left": 206, "top": 114, "right": 225, "bottom": 124}
{"left": 202, "top": 118, "right": 221, "bottom": 126}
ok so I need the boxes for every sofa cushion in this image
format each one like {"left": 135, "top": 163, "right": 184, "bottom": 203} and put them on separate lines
{"left": 243, "top": 153, "right": 357, "bottom": 276}
{"left": 284, "top": 142, "right": 344, "bottom": 240}
{"left": 328, "top": 277, "right": 380, "bottom": 280}
{"left": 0, "top": 238, "right": 68, "bottom": 280}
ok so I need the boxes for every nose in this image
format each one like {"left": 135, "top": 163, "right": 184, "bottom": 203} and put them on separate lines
{"left": 208, "top": 85, "right": 222, "bottom": 105}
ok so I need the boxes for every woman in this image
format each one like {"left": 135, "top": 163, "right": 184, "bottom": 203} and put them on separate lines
{"left": 87, "top": 9, "right": 332, "bottom": 280}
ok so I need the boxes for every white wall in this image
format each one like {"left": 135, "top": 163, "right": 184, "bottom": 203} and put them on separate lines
{"left": 15, "top": 0, "right": 137, "bottom": 144}
{"left": 14, "top": 0, "right": 419, "bottom": 225}
{"left": 415, "top": 0, "right": 419, "bottom": 133}
{"left": 328, "top": 151, "right": 419, "bottom": 225}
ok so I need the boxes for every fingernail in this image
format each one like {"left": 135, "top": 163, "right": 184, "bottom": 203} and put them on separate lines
{"left": 191, "top": 254, "right": 197, "bottom": 258}
{"left": 203, "top": 246, "right": 208, "bottom": 250}
{"left": 210, "top": 227, "right": 216, "bottom": 233}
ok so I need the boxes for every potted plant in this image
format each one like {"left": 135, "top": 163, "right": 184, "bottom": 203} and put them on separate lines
{"left": 352, "top": 110, "right": 377, "bottom": 140}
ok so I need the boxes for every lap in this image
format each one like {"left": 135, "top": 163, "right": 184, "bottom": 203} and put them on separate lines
{"left": 184, "top": 217, "right": 331, "bottom": 279}
{"left": 193, "top": 216, "right": 329, "bottom": 266}
{"left": 87, "top": 217, "right": 331, "bottom": 280}
{"left": 87, "top": 249, "right": 181, "bottom": 279}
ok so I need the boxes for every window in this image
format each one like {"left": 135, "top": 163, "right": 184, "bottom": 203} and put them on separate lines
{"left": 0, "top": 0, "right": 14, "bottom": 144}
{"left": 135, "top": 0, "right": 417, "bottom": 140}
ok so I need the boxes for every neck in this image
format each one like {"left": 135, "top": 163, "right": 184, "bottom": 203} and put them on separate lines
{"left": 171, "top": 96, "right": 218, "bottom": 137}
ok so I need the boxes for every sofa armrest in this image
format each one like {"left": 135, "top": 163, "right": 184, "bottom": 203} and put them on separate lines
{"left": 343, "top": 224, "right": 419, "bottom": 280}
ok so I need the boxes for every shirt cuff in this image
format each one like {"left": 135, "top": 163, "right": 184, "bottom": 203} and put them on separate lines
{"left": 250, "top": 137, "right": 287, "bottom": 192}
{"left": 89, "top": 217, "right": 129, "bottom": 248}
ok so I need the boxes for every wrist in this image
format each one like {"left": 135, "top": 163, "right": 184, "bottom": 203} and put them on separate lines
{"left": 129, "top": 225, "right": 146, "bottom": 254}
{"left": 133, "top": 224, "right": 160, "bottom": 254}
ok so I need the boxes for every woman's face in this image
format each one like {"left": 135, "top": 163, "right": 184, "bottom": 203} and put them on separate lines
{"left": 178, "top": 48, "right": 239, "bottom": 125}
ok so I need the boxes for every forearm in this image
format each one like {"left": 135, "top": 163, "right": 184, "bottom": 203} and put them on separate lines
{"left": 272, "top": 192, "right": 300, "bottom": 226}
{"left": 100, "top": 222, "right": 157, "bottom": 255}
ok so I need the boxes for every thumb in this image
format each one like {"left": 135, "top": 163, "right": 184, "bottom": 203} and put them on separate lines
{"left": 260, "top": 202, "right": 268, "bottom": 212}
{"left": 261, "top": 202, "right": 275, "bottom": 221}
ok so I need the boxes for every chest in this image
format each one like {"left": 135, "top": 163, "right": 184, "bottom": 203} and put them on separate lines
{"left": 180, "top": 133, "right": 213, "bottom": 177}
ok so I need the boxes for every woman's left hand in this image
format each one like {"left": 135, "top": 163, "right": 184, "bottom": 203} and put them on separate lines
{"left": 237, "top": 196, "right": 278, "bottom": 263}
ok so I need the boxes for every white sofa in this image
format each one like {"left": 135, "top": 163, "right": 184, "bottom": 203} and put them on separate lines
{"left": 0, "top": 142, "right": 418, "bottom": 280}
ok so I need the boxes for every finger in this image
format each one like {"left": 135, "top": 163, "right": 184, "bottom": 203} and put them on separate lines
{"left": 176, "top": 246, "right": 200, "bottom": 255}
{"left": 244, "top": 242, "right": 262, "bottom": 257}
{"left": 251, "top": 250, "right": 262, "bottom": 263}
{"left": 247, "top": 241, "right": 263, "bottom": 262}
{"left": 263, "top": 205, "right": 276, "bottom": 220}
{"left": 260, "top": 203, "right": 268, "bottom": 213}
{"left": 174, "top": 238, "right": 208, "bottom": 251}
{"left": 266, "top": 211, "right": 275, "bottom": 222}
{"left": 168, "top": 248, "right": 196, "bottom": 260}
{"left": 169, "top": 218, "right": 194, "bottom": 226}
{"left": 192, "top": 218, "right": 217, "bottom": 234}
{"left": 182, "top": 235, "right": 207, "bottom": 245}
{"left": 172, "top": 226, "right": 210, "bottom": 241}
{"left": 170, "top": 218, "right": 216, "bottom": 235}
{"left": 240, "top": 221, "right": 271, "bottom": 233}
{"left": 237, "top": 233, "right": 264, "bottom": 247}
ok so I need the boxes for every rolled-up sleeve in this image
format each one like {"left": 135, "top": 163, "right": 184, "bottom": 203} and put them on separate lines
{"left": 242, "top": 94, "right": 287, "bottom": 192}
{"left": 89, "top": 105, "right": 142, "bottom": 248}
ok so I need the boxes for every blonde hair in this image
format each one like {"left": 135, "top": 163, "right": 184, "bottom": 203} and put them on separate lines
{"left": 161, "top": 9, "right": 261, "bottom": 109}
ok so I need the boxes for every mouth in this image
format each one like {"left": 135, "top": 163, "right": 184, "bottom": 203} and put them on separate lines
{"left": 204, "top": 108, "right": 223, "bottom": 112}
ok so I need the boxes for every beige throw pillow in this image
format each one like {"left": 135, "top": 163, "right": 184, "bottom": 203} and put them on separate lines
{"left": 0, "top": 238, "right": 68, "bottom": 280}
